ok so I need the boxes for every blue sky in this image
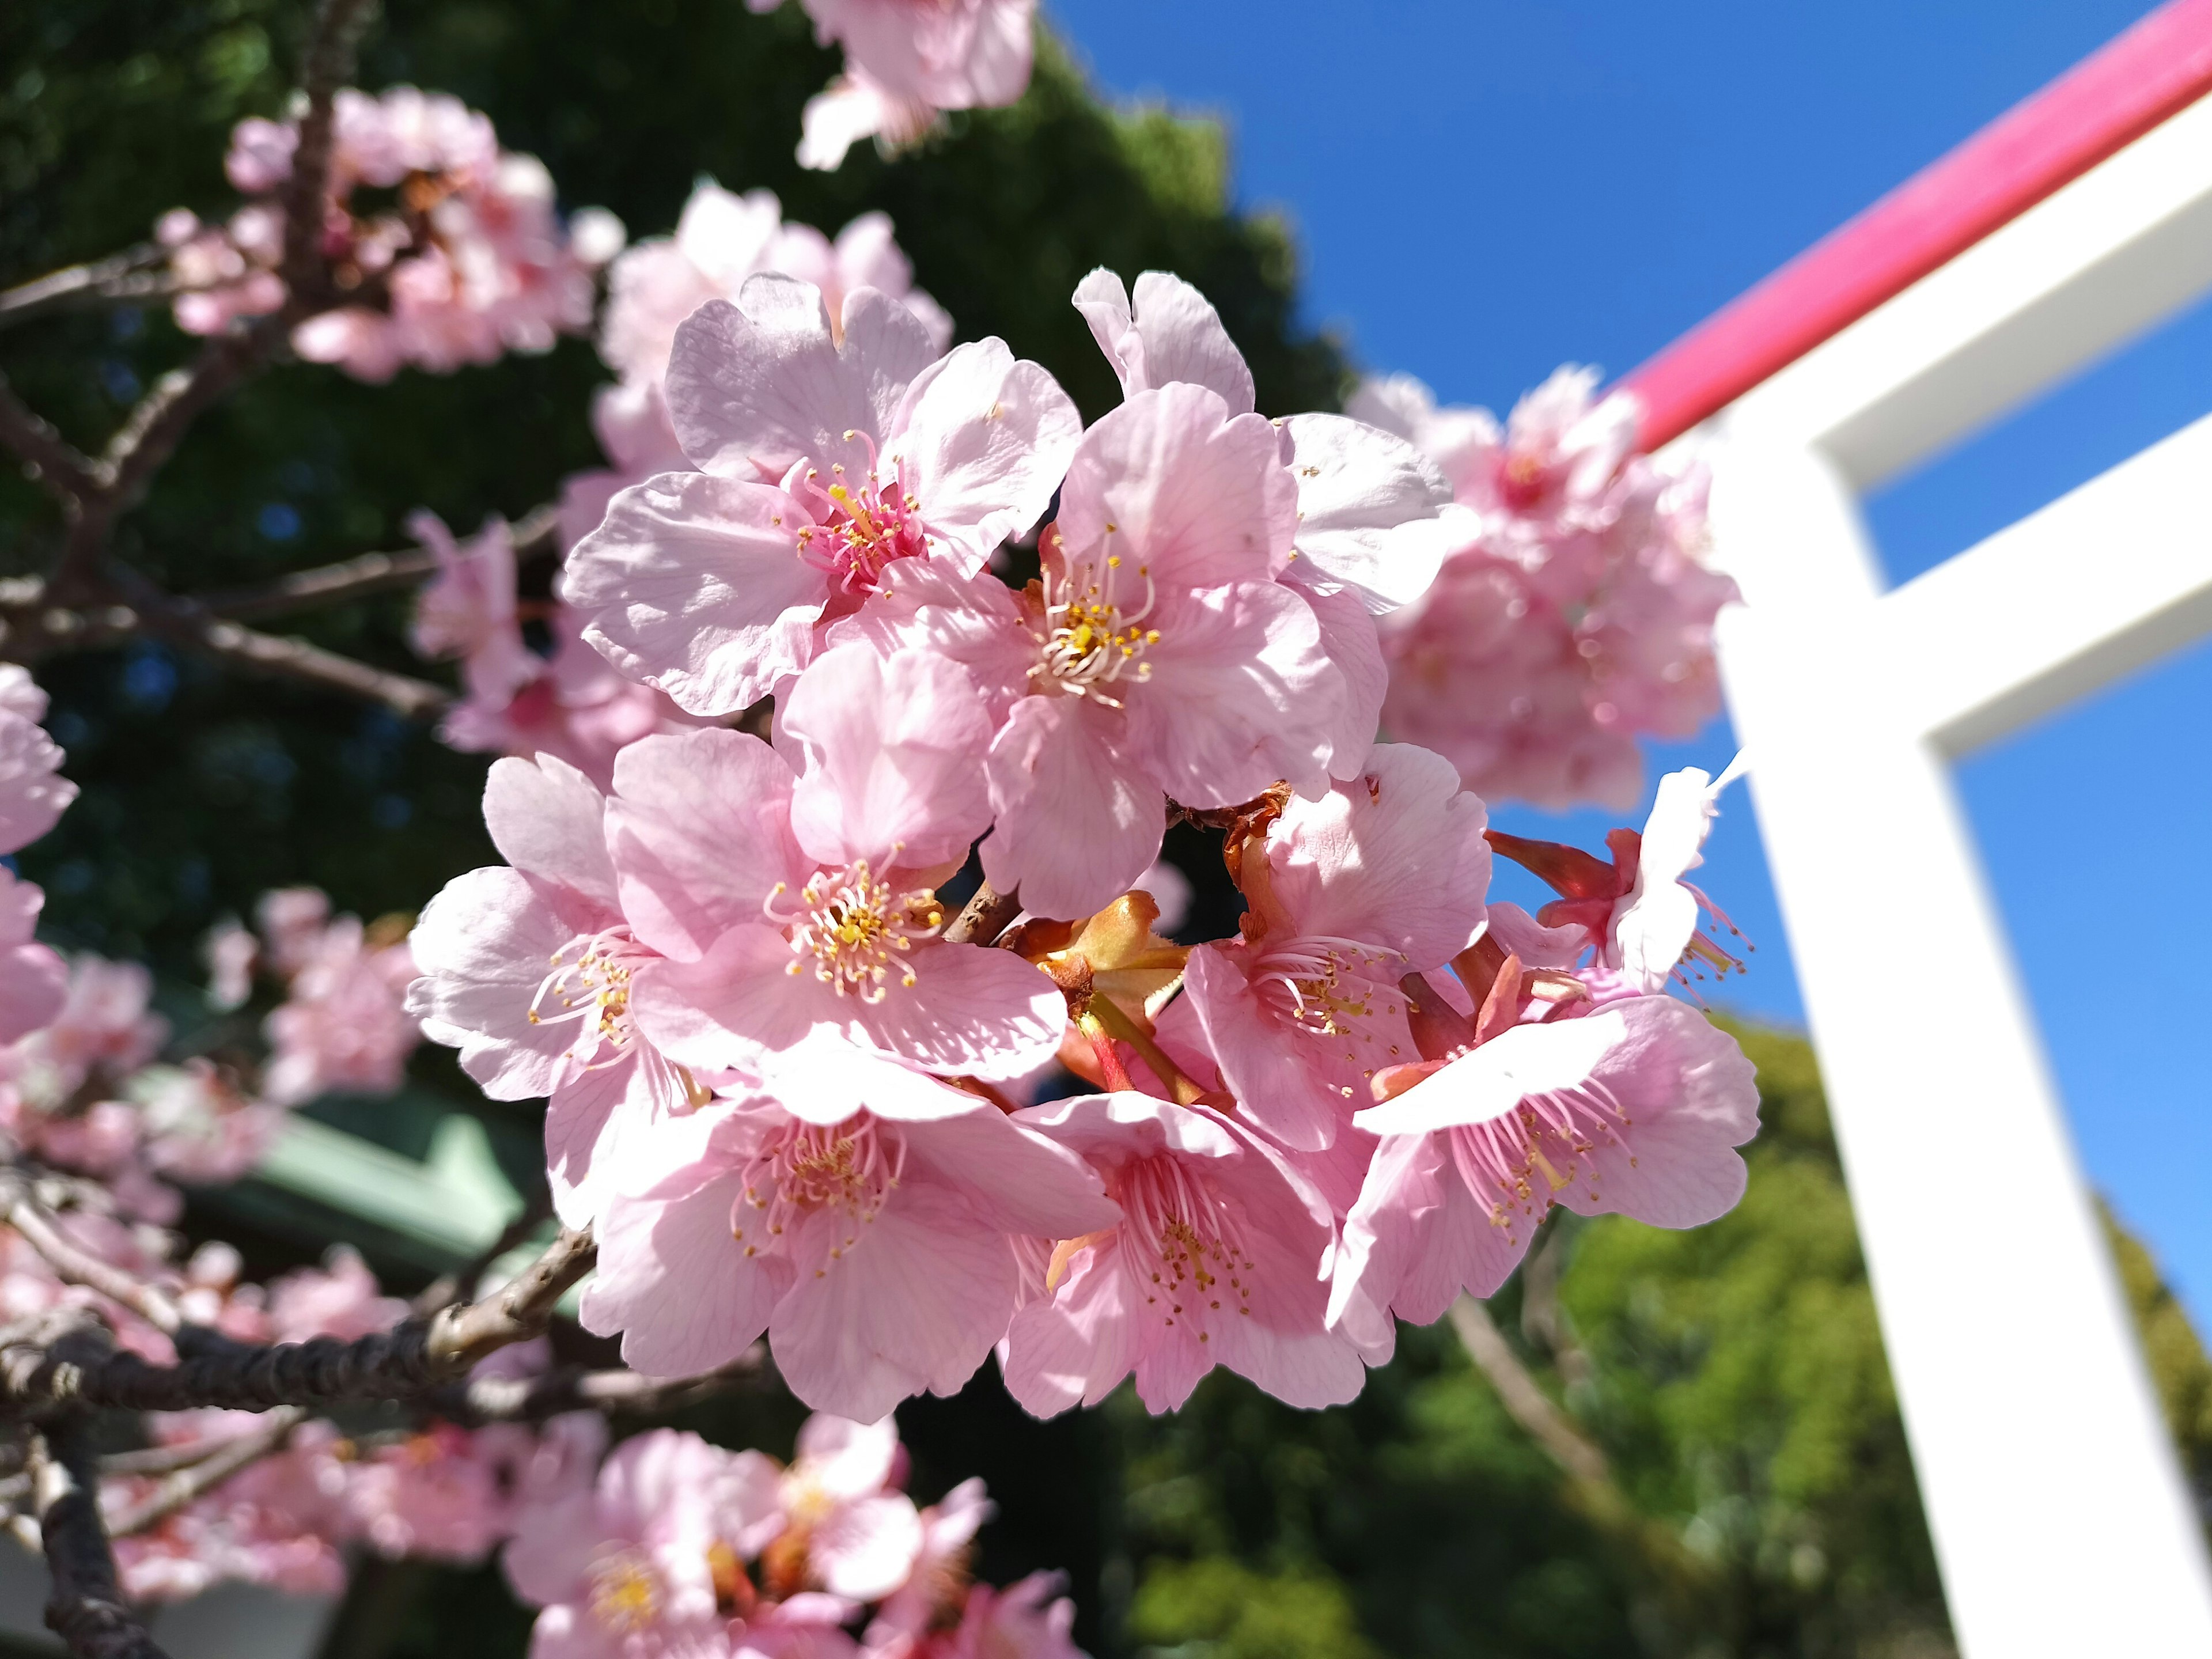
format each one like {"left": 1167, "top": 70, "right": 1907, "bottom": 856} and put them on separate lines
{"left": 1044, "top": 1, "right": 2212, "bottom": 1317}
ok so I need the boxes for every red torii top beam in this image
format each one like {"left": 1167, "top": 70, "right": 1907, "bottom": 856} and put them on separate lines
{"left": 1619, "top": 0, "right": 2212, "bottom": 453}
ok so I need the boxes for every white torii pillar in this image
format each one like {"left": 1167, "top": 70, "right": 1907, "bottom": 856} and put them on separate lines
{"left": 1674, "top": 77, "right": 2212, "bottom": 1659}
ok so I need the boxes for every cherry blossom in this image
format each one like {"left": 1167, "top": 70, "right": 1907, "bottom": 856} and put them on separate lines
{"left": 565, "top": 187, "right": 950, "bottom": 551}
{"left": 0, "top": 869, "right": 68, "bottom": 1046}
{"left": 260, "top": 899, "right": 420, "bottom": 1107}
{"left": 1181, "top": 743, "right": 1491, "bottom": 1152}
{"left": 581, "top": 1080, "right": 1118, "bottom": 1421}
{"left": 1001, "top": 1092, "right": 1365, "bottom": 1415}
{"left": 1330, "top": 982, "right": 1759, "bottom": 1361}
{"left": 606, "top": 680, "right": 1065, "bottom": 1096}
{"left": 760, "top": 1415, "right": 925, "bottom": 1603}
{"left": 1483, "top": 758, "right": 1751, "bottom": 995}
{"left": 1355, "top": 366, "right": 1739, "bottom": 810}
{"left": 165, "top": 88, "right": 618, "bottom": 381}
{"left": 407, "top": 752, "right": 721, "bottom": 1228}
{"left": 762, "top": 0, "right": 1036, "bottom": 172}
{"left": 566, "top": 276, "right": 1078, "bottom": 715}
{"left": 0, "top": 668, "right": 77, "bottom": 856}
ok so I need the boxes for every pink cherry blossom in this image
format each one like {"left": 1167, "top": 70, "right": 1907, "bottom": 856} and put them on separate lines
{"left": 843, "top": 382, "right": 1349, "bottom": 923}
{"left": 259, "top": 907, "right": 418, "bottom": 1108}
{"left": 127, "top": 1060, "right": 284, "bottom": 1187}
{"left": 1181, "top": 743, "right": 1490, "bottom": 1152}
{"left": 567, "top": 188, "right": 951, "bottom": 552}
{"left": 607, "top": 690, "right": 1064, "bottom": 1094}
{"left": 410, "top": 510, "right": 536, "bottom": 702}
{"left": 865, "top": 1475, "right": 990, "bottom": 1650}
{"left": 581, "top": 1076, "right": 1119, "bottom": 1421}
{"left": 407, "top": 752, "right": 722, "bottom": 1228}
{"left": 1358, "top": 367, "right": 1738, "bottom": 810}
{"left": 1329, "top": 992, "right": 1759, "bottom": 1359}
{"left": 1063, "top": 271, "right": 1463, "bottom": 803}
{"left": 1, "top": 953, "right": 168, "bottom": 1111}
{"left": 0, "top": 692, "right": 77, "bottom": 855}
{"left": 763, "top": 1415, "right": 925, "bottom": 1603}
{"left": 506, "top": 1427, "right": 779, "bottom": 1659}
{"left": 1001, "top": 1092, "right": 1365, "bottom": 1415}
{"left": 437, "top": 601, "right": 700, "bottom": 791}
{"left": 168, "top": 89, "right": 616, "bottom": 382}
{"left": 1072, "top": 268, "right": 1460, "bottom": 616}
{"left": 916, "top": 1574, "right": 1087, "bottom": 1659}
{"left": 1483, "top": 758, "right": 1751, "bottom": 995}
{"left": 0, "top": 868, "right": 67, "bottom": 1045}
{"left": 600, "top": 185, "right": 950, "bottom": 390}
{"left": 267, "top": 1245, "right": 411, "bottom": 1342}
{"left": 779, "top": 0, "right": 1036, "bottom": 171}
{"left": 567, "top": 275, "right": 1077, "bottom": 715}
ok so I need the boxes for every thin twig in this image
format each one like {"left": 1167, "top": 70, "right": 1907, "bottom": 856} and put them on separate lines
{"left": 2, "top": 1191, "right": 183, "bottom": 1336}
{"left": 1449, "top": 1294, "right": 1612, "bottom": 1490}
{"left": 422, "top": 1225, "right": 596, "bottom": 1373}
{"left": 945, "top": 881, "right": 1023, "bottom": 947}
{"left": 413, "top": 1190, "right": 556, "bottom": 1317}
{"left": 108, "top": 565, "right": 452, "bottom": 718}
{"left": 104, "top": 1407, "right": 306, "bottom": 1537}
{"left": 1449, "top": 1295, "right": 1713, "bottom": 1603}
{"left": 31, "top": 1423, "right": 169, "bottom": 1659}
{"left": 0, "top": 246, "right": 172, "bottom": 332}
{"left": 450, "top": 1352, "right": 765, "bottom": 1423}
{"left": 199, "top": 502, "right": 561, "bottom": 622}
{"left": 281, "top": 0, "right": 382, "bottom": 305}
{"left": 0, "top": 374, "right": 98, "bottom": 505}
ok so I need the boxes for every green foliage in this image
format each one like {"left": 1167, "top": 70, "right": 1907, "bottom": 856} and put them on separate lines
{"left": 2105, "top": 1202, "right": 2212, "bottom": 1505}
{"left": 1130, "top": 1557, "right": 1380, "bottom": 1659}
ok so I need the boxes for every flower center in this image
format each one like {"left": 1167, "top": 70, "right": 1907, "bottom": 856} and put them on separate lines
{"left": 733, "top": 1115, "right": 905, "bottom": 1260}
{"left": 1448, "top": 1077, "right": 1629, "bottom": 1240}
{"left": 793, "top": 436, "right": 928, "bottom": 596}
{"left": 527, "top": 926, "right": 652, "bottom": 1064}
{"left": 1252, "top": 936, "right": 1405, "bottom": 1040}
{"left": 1109, "top": 1154, "right": 1254, "bottom": 1342}
{"left": 1034, "top": 547, "right": 1160, "bottom": 706}
{"left": 772, "top": 862, "right": 944, "bottom": 1003}
{"left": 1498, "top": 448, "right": 1555, "bottom": 512}
{"left": 588, "top": 1550, "right": 664, "bottom": 1633}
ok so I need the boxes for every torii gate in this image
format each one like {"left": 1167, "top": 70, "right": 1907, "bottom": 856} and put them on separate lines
{"left": 1619, "top": 3, "right": 2212, "bottom": 1650}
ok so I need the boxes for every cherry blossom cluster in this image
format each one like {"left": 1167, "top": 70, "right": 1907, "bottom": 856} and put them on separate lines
{"left": 1350, "top": 368, "right": 1739, "bottom": 810}
{"left": 508, "top": 1411, "right": 1085, "bottom": 1659}
{"left": 401, "top": 188, "right": 956, "bottom": 785}
{"left": 747, "top": 0, "right": 1037, "bottom": 171}
{"left": 158, "top": 88, "right": 622, "bottom": 381}
{"left": 109, "top": 1259, "right": 600, "bottom": 1602}
{"left": 406, "top": 264, "right": 1763, "bottom": 1423}
{"left": 0, "top": 672, "right": 422, "bottom": 1221}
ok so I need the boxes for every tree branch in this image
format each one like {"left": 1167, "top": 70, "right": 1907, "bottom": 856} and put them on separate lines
{"left": 1449, "top": 1295, "right": 1714, "bottom": 1604}
{"left": 281, "top": 0, "right": 381, "bottom": 306}
{"left": 945, "top": 881, "right": 1022, "bottom": 946}
{"left": 31, "top": 1423, "right": 170, "bottom": 1659}
{"left": 104, "top": 1407, "right": 306, "bottom": 1538}
{"left": 0, "top": 374, "right": 99, "bottom": 505}
{"left": 449, "top": 1352, "right": 765, "bottom": 1424}
{"left": 198, "top": 502, "right": 560, "bottom": 622}
{"left": 1, "top": 1190, "right": 183, "bottom": 1337}
{"left": 0, "top": 1226, "right": 592, "bottom": 1415}
{"left": 0, "top": 246, "right": 172, "bottom": 333}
